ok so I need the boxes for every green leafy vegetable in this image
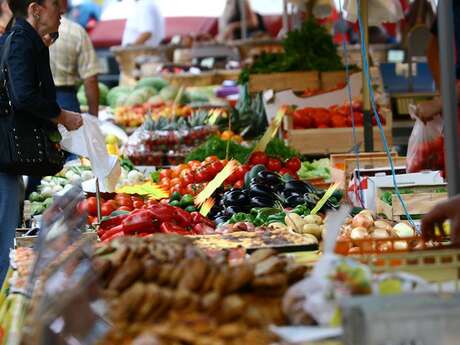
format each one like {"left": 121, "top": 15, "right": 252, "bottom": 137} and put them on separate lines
{"left": 239, "top": 19, "right": 345, "bottom": 83}
{"left": 298, "top": 158, "right": 331, "bottom": 180}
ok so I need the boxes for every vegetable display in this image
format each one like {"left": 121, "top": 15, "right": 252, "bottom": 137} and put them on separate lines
{"left": 96, "top": 203, "right": 215, "bottom": 242}
{"left": 298, "top": 158, "right": 331, "bottom": 180}
{"left": 290, "top": 101, "right": 386, "bottom": 129}
{"left": 124, "top": 112, "right": 218, "bottom": 166}
{"left": 209, "top": 166, "right": 341, "bottom": 225}
{"left": 240, "top": 19, "right": 344, "bottom": 83}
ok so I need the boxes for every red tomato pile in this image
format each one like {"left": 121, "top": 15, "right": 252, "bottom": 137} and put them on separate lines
{"left": 159, "top": 156, "right": 229, "bottom": 196}
{"left": 291, "top": 101, "right": 386, "bottom": 129}
{"left": 84, "top": 194, "right": 150, "bottom": 225}
{"left": 407, "top": 136, "right": 445, "bottom": 174}
{"left": 97, "top": 203, "right": 215, "bottom": 242}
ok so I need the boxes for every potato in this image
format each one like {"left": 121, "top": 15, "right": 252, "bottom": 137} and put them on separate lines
{"left": 302, "top": 224, "right": 322, "bottom": 239}
{"left": 285, "top": 213, "right": 305, "bottom": 232}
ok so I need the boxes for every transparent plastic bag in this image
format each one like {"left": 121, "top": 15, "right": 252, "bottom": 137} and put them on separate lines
{"left": 406, "top": 110, "right": 444, "bottom": 174}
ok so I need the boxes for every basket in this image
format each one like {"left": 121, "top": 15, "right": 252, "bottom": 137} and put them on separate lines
{"left": 336, "top": 236, "right": 460, "bottom": 289}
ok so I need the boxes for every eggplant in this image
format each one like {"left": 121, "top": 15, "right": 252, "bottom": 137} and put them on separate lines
{"left": 283, "top": 189, "right": 303, "bottom": 199}
{"left": 225, "top": 206, "right": 243, "bottom": 216}
{"left": 223, "top": 190, "right": 249, "bottom": 207}
{"left": 285, "top": 195, "right": 306, "bottom": 208}
{"left": 257, "top": 171, "right": 282, "bottom": 184}
{"left": 250, "top": 196, "right": 274, "bottom": 208}
{"left": 284, "top": 180, "right": 311, "bottom": 194}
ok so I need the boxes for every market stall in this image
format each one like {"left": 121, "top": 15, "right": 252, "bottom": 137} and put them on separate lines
{"left": 1, "top": 0, "right": 460, "bottom": 344}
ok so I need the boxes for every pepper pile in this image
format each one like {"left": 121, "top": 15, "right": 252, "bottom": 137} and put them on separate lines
{"left": 97, "top": 203, "right": 215, "bottom": 242}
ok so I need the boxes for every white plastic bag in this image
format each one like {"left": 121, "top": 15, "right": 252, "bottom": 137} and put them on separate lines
{"left": 343, "top": 0, "right": 404, "bottom": 25}
{"left": 59, "top": 114, "right": 120, "bottom": 192}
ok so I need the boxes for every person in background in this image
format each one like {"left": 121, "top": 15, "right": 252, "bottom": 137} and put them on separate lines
{"left": 122, "top": 0, "right": 164, "bottom": 46}
{"left": 24, "top": 0, "right": 100, "bottom": 199}
{"left": 422, "top": 195, "right": 460, "bottom": 244}
{"left": 0, "top": 0, "right": 82, "bottom": 283}
{"left": 50, "top": 0, "right": 100, "bottom": 116}
{"left": 219, "top": 0, "right": 266, "bottom": 41}
{"left": 416, "top": 1, "right": 460, "bottom": 121}
{"left": 0, "top": 0, "right": 12, "bottom": 34}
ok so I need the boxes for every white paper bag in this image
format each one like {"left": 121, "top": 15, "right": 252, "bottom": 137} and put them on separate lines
{"left": 59, "top": 114, "right": 120, "bottom": 192}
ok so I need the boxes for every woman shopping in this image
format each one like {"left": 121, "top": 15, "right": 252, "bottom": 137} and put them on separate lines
{"left": 0, "top": 0, "right": 82, "bottom": 283}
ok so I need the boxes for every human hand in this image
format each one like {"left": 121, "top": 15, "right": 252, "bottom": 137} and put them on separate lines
{"left": 415, "top": 98, "right": 442, "bottom": 123}
{"left": 421, "top": 195, "right": 460, "bottom": 244}
{"left": 57, "top": 110, "right": 83, "bottom": 131}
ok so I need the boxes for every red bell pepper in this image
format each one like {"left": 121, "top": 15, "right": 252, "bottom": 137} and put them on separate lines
{"left": 160, "top": 222, "right": 190, "bottom": 235}
{"left": 99, "top": 213, "right": 129, "bottom": 231}
{"left": 102, "top": 231, "right": 124, "bottom": 243}
{"left": 122, "top": 209, "right": 158, "bottom": 234}
{"left": 190, "top": 212, "right": 215, "bottom": 227}
{"left": 147, "top": 204, "right": 175, "bottom": 223}
{"left": 172, "top": 207, "right": 193, "bottom": 227}
{"left": 100, "top": 224, "right": 124, "bottom": 241}
{"left": 192, "top": 223, "right": 215, "bottom": 235}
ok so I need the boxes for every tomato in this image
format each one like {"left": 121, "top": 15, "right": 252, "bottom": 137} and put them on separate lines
{"left": 195, "top": 169, "right": 210, "bottom": 183}
{"left": 279, "top": 167, "right": 293, "bottom": 177}
{"left": 133, "top": 200, "right": 144, "bottom": 209}
{"left": 180, "top": 169, "right": 192, "bottom": 178}
{"left": 87, "top": 215, "right": 95, "bottom": 225}
{"left": 182, "top": 173, "right": 195, "bottom": 186}
{"left": 267, "top": 158, "right": 283, "bottom": 171}
{"left": 117, "top": 196, "right": 133, "bottom": 208}
{"left": 77, "top": 200, "right": 88, "bottom": 214}
{"left": 234, "top": 180, "right": 244, "bottom": 189}
{"left": 159, "top": 169, "right": 172, "bottom": 180}
{"left": 249, "top": 151, "right": 268, "bottom": 166}
{"left": 117, "top": 206, "right": 132, "bottom": 212}
{"left": 170, "top": 177, "right": 181, "bottom": 186}
{"left": 105, "top": 199, "right": 119, "bottom": 209}
{"left": 101, "top": 203, "right": 114, "bottom": 217}
{"left": 169, "top": 184, "right": 183, "bottom": 195}
{"left": 86, "top": 197, "right": 98, "bottom": 216}
{"left": 232, "top": 166, "right": 247, "bottom": 182}
{"left": 205, "top": 155, "right": 219, "bottom": 163}
{"left": 285, "top": 157, "right": 301, "bottom": 173}
{"left": 160, "top": 177, "right": 171, "bottom": 186}
{"left": 331, "top": 115, "right": 347, "bottom": 128}
{"left": 292, "top": 109, "right": 313, "bottom": 129}
{"left": 210, "top": 160, "right": 224, "bottom": 175}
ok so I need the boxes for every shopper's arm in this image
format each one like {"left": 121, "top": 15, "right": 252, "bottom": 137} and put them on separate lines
{"left": 421, "top": 195, "right": 460, "bottom": 244}
{"left": 84, "top": 75, "right": 99, "bottom": 117}
{"left": 133, "top": 32, "right": 152, "bottom": 45}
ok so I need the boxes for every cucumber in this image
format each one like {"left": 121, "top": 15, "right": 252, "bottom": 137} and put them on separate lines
{"left": 244, "top": 164, "right": 266, "bottom": 188}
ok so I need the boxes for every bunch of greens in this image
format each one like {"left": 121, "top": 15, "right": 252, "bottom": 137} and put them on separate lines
{"left": 298, "top": 158, "right": 331, "bottom": 180}
{"left": 185, "top": 136, "right": 300, "bottom": 164}
{"left": 239, "top": 19, "right": 344, "bottom": 83}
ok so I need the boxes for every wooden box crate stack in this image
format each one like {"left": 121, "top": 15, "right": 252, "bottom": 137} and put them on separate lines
{"left": 248, "top": 70, "right": 347, "bottom": 94}
{"left": 376, "top": 184, "right": 448, "bottom": 221}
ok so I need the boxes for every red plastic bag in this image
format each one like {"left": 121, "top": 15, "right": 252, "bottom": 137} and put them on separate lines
{"left": 406, "top": 111, "right": 445, "bottom": 174}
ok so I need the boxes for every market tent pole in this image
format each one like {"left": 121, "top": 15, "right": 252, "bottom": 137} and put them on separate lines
{"left": 359, "top": 0, "right": 373, "bottom": 152}
{"left": 282, "top": 0, "right": 289, "bottom": 34}
{"left": 240, "top": 0, "right": 248, "bottom": 39}
{"left": 437, "top": 0, "right": 460, "bottom": 196}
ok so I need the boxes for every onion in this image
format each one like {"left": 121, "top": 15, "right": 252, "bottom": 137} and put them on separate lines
{"left": 393, "top": 222, "right": 415, "bottom": 238}
{"left": 394, "top": 241, "right": 409, "bottom": 251}
{"left": 352, "top": 214, "right": 374, "bottom": 229}
{"left": 359, "top": 210, "right": 375, "bottom": 221}
{"left": 371, "top": 228, "right": 390, "bottom": 239}
{"left": 377, "top": 241, "right": 392, "bottom": 252}
{"left": 341, "top": 225, "right": 353, "bottom": 237}
{"left": 374, "top": 220, "right": 393, "bottom": 232}
{"left": 348, "top": 247, "right": 361, "bottom": 254}
{"left": 350, "top": 226, "right": 369, "bottom": 241}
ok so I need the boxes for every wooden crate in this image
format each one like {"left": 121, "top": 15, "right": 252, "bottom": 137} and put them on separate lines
{"left": 284, "top": 109, "right": 393, "bottom": 155}
{"left": 111, "top": 45, "right": 178, "bottom": 85}
{"left": 249, "top": 71, "right": 320, "bottom": 93}
{"left": 376, "top": 184, "right": 448, "bottom": 220}
{"left": 320, "top": 71, "right": 347, "bottom": 90}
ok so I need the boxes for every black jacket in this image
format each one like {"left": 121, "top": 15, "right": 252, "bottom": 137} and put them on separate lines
{"left": 0, "top": 18, "right": 61, "bottom": 121}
